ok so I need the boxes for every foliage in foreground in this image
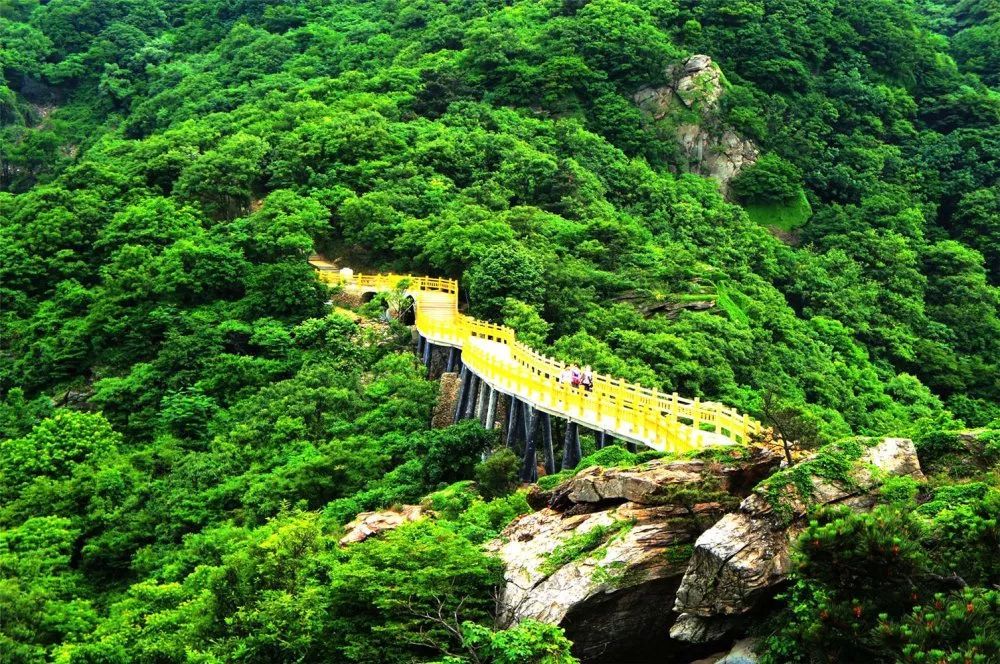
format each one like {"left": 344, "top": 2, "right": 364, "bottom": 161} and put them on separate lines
{"left": 0, "top": 316, "right": 554, "bottom": 663}
{"left": 759, "top": 478, "right": 1000, "bottom": 663}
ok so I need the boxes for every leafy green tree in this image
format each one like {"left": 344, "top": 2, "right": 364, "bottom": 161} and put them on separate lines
{"left": 0, "top": 387, "right": 54, "bottom": 439}
{"left": 731, "top": 153, "right": 803, "bottom": 204}
{"left": 0, "top": 517, "right": 97, "bottom": 662}
{"left": 502, "top": 297, "right": 551, "bottom": 348}
{"left": 3, "top": 0, "right": 1000, "bottom": 659}
{"left": 175, "top": 133, "right": 269, "bottom": 219}
{"left": 1, "top": 410, "right": 121, "bottom": 502}
{"left": 453, "top": 619, "right": 578, "bottom": 663}
{"left": 760, "top": 506, "right": 931, "bottom": 663}
{"left": 474, "top": 449, "right": 521, "bottom": 500}
{"left": 952, "top": 188, "right": 1000, "bottom": 283}
{"left": 466, "top": 245, "right": 545, "bottom": 320}
{"left": 421, "top": 421, "right": 497, "bottom": 490}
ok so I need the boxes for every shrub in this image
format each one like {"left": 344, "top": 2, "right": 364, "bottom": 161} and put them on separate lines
{"left": 978, "top": 430, "right": 1000, "bottom": 467}
{"left": 731, "top": 153, "right": 803, "bottom": 204}
{"left": 879, "top": 475, "right": 920, "bottom": 506}
{"left": 445, "top": 492, "right": 532, "bottom": 544}
{"left": 537, "top": 469, "right": 574, "bottom": 490}
{"left": 421, "top": 421, "right": 496, "bottom": 488}
{"left": 459, "top": 619, "right": 577, "bottom": 664}
{"left": 576, "top": 445, "right": 638, "bottom": 471}
{"left": 424, "top": 480, "right": 478, "bottom": 520}
{"left": 889, "top": 589, "right": 1000, "bottom": 663}
{"left": 474, "top": 448, "right": 521, "bottom": 500}
{"left": 914, "top": 430, "right": 964, "bottom": 468}
{"left": 759, "top": 506, "right": 928, "bottom": 663}
{"left": 916, "top": 483, "right": 1000, "bottom": 586}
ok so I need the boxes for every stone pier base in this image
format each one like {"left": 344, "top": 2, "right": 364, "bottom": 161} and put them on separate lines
{"left": 431, "top": 372, "right": 460, "bottom": 428}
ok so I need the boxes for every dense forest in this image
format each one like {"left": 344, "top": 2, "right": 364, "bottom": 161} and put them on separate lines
{"left": 1, "top": 0, "right": 998, "bottom": 662}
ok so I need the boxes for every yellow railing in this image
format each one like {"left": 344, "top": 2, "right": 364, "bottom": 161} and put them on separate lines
{"left": 313, "top": 265, "right": 765, "bottom": 452}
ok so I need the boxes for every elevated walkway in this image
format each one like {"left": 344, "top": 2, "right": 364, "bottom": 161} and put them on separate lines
{"left": 310, "top": 260, "right": 764, "bottom": 453}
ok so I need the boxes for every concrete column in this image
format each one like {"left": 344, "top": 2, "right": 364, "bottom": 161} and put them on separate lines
{"left": 454, "top": 366, "right": 470, "bottom": 422}
{"left": 463, "top": 373, "right": 480, "bottom": 420}
{"left": 507, "top": 397, "right": 524, "bottom": 452}
{"left": 484, "top": 388, "right": 498, "bottom": 429}
{"left": 521, "top": 403, "right": 532, "bottom": 447}
{"left": 520, "top": 409, "right": 541, "bottom": 483}
{"left": 562, "top": 422, "right": 581, "bottom": 470}
{"left": 446, "top": 347, "right": 458, "bottom": 373}
{"left": 422, "top": 339, "right": 432, "bottom": 368}
{"left": 596, "top": 430, "right": 608, "bottom": 449}
{"left": 541, "top": 413, "right": 555, "bottom": 475}
{"left": 474, "top": 380, "right": 488, "bottom": 422}
{"left": 506, "top": 396, "right": 518, "bottom": 441}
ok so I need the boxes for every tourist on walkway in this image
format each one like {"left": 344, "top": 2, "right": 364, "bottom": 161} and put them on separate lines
{"left": 570, "top": 363, "right": 581, "bottom": 387}
{"left": 559, "top": 365, "right": 573, "bottom": 385}
{"left": 581, "top": 366, "right": 593, "bottom": 392}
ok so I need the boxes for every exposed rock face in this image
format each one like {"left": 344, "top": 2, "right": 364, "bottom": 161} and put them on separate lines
{"left": 494, "top": 448, "right": 781, "bottom": 662}
{"left": 716, "top": 638, "right": 759, "bottom": 664}
{"left": 671, "top": 438, "right": 924, "bottom": 643}
{"left": 634, "top": 54, "right": 759, "bottom": 196}
{"left": 339, "top": 504, "right": 426, "bottom": 545}
{"left": 612, "top": 290, "right": 717, "bottom": 319}
{"left": 557, "top": 451, "right": 778, "bottom": 507}
{"left": 671, "top": 54, "right": 724, "bottom": 109}
{"left": 431, "top": 371, "right": 460, "bottom": 428}
{"left": 675, "top": 125, "right": 759, "bottom": 196}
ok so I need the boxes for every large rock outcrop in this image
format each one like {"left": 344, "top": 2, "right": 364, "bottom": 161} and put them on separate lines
{"left": 671, "top": 437, "right": 924, "bottom": 643}
{"left": 494, "top": 448, "right": 781, "bottom": 662}
{"left": 634, "top": 55, "right": 759, "bottom": 196}
{"left": 339, "top": 504, "right": 426, "bottom": 545}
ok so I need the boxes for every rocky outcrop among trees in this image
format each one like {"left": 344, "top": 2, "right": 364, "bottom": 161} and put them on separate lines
{"left": 493, "top": 448, "right": 780, "bottom": 662}
{"left": 339, "top": 504, "right": 427, "bottom": 545}
{"left": 671, "top": 437, "right": 925, "bottom": 643}
{"left": 634, "top": 54, "right": 759, "bottom": 196}
{"left": 494, "top": 437, "right": 926, "bottom": 662}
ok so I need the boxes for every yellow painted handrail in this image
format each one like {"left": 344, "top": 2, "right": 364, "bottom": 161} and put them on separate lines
{"left": 311, "top": 262, "right": 764, "bottom": 453}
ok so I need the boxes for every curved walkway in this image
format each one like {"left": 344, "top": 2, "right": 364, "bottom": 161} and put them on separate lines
{"left": 311, "top": 260, "right": 765, "bottom": 453}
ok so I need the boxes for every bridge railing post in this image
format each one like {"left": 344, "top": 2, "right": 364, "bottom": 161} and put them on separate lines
{"left": 670, "top": 392, "right": 680, "bottom": 441}
{"left": 648, "top": 390, "right": 658, "bottom": 444}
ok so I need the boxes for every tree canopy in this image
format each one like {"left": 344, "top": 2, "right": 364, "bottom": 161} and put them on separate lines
{"left": 1, "top": 0, "right": 998, "bottom": 660}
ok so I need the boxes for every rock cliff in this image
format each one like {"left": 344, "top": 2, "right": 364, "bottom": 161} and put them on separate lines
{"left": 495, "top": 437, "right": 924, "bottom": 661}
{"left": 634, "top": 54, "right": 758, "bottom": 196}
{"left": 493, "top": 448, "right": 781, "bottom": 662}
{"left": 671, "top": 437, "right": 924, "bottom": 643}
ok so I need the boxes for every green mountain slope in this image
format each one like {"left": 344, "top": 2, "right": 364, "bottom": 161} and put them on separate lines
{"left": 0, "top": 0, "right": 998, "bottom": 661}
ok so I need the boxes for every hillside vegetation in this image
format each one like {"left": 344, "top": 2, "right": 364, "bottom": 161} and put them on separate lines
{"left": 1, "top": 0, "right": 998, "bottom": 661}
